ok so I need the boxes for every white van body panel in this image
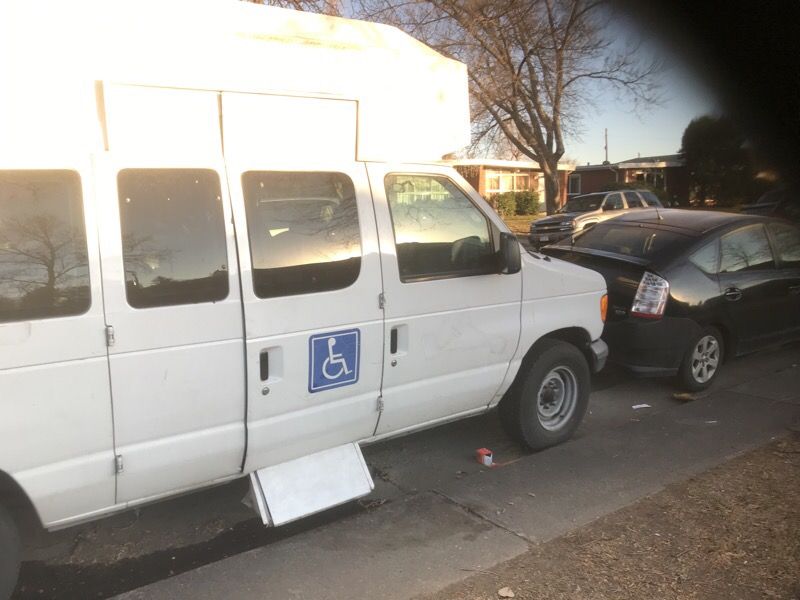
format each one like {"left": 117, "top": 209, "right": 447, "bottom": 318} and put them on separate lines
{"left": 0, "top": 2, "right": 609, "bottom": 535}
{"left": 0, "top": 0, "right": 469, "bottom": 163}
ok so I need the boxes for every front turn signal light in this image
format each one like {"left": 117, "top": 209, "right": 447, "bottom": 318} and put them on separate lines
{"left": 600, "top": 294, "right": 608, "bottom": 323}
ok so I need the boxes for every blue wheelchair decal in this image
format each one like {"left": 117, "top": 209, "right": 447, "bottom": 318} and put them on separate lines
{"left": 308, "top": 329, "right": 360, "bottom": 392}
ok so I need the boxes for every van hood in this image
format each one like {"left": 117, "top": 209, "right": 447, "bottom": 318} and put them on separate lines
{"left": 521, "top": 250, "right": 606, "bottom": 301}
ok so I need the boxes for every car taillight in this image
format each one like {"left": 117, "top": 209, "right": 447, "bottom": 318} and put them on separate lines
{"left": 631, "top": 271, "right": 669, "bottom": 319}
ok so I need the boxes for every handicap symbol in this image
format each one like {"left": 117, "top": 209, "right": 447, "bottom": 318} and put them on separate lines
{"left": 322, "top": 337, "right": 353, "bottom": 380}
{"left": 309, "top": 329, "right": 360, "bottom": 393}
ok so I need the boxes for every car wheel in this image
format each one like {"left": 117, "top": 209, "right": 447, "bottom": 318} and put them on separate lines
{"left": 500, "top": 339, "right": 590, "bottom": 450}
{"left": 0, "top": 503, "right": 20, "bottom": 600}
{"left": 677, "top": 326, "right": 724, "bottom": 392}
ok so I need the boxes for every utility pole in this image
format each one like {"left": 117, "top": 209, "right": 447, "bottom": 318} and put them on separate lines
{"left": 602, "top": 128, "right": 609, "bottom": 165}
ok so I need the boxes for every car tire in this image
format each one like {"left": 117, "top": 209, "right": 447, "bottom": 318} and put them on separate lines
{"left": 500, "top": 339, "right": 590, "bottom": 451}
{"left": 677, "top": 326, "right": 724, "bottom": 392}
{"left": 0, "top": 503, "right": 20, "bottom": 600}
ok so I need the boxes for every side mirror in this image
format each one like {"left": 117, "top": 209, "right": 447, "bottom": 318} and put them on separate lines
{"left": 499, "top": 232, "right": 521, "bottom": 274}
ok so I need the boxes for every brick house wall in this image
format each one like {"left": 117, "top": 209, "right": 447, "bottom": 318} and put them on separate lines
{"left": 570, "top": 168, "right": 618, "bottom": 195}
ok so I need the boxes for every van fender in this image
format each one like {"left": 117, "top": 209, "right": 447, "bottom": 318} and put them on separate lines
{"left": 488, "top": 290, "right": 604, "bottom": 409}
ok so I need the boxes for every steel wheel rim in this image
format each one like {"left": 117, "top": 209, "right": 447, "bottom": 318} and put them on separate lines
{"left": 536, "top": 367, "right": 578, "bottom": 431}
{"left": 691, "top": 335, "right": 720, "bottom": 383}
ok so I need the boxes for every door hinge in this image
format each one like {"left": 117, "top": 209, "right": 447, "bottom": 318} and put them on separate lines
{"left": 105, "top": 325, "right": 116, "bottom": 347}
{"left": 377, "top": 395, "right": 384, "bottom": 413}
{"left": 114, "top": 454, "right": 124, "bottom": 474}
{"left": 378, "top": 293, "right": 386, "bottom": 309}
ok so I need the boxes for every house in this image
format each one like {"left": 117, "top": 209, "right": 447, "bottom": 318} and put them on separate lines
{"left": 447, "top": 159, "right": 575, "bottom": 209}
{"left": 568, "top": 154, "right": 689, "bottom": 205}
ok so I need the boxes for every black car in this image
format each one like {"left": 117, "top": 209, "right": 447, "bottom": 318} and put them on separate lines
{"left": 541, "top": 209, "right": 800, "bottom": 390}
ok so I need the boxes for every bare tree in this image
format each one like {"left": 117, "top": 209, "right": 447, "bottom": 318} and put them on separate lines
{"left": 242, "top": 0, "right": 340, "bottom": 16}
{"left": 354, "top": 0, "right": 660, "bottom": 213}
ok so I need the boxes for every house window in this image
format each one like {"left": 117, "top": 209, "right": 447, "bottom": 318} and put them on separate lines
{"left": 568, "top": 174, "right": 581, "bottom": 195}
{"left": 631, "top": 170, "right": 665, "bottom": 190}
{"left": 485, "top": 170, "right": 532, "bottom": 194}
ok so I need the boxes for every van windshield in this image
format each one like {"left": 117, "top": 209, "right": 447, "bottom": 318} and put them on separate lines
{"left": 560, "top": 194, "right": 604, "bottom": 213}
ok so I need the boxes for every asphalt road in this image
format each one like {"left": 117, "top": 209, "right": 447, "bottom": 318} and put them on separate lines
{"left": 14, "top": 341, "right": 800, "bottom": 599}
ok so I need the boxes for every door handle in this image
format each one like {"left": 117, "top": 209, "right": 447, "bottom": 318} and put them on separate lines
{"left": 260, "top": 350, "right": 269, "bottom": 381}
{"left": 390, "top": 327, "right": 398, "bottom": 354}
{"left": 724, "top": 287, "right": 743, "bottom": 302}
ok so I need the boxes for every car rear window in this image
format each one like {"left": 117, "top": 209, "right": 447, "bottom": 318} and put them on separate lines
{"left": 568, "top": 223, "right": 687, "bottom": 258}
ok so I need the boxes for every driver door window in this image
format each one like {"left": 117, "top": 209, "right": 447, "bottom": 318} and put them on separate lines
{"left": 385, "top": 174, "right": 495, "bottom": 282}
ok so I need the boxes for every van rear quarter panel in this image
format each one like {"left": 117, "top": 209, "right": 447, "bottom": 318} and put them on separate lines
{"left": 0, "top": 163, "right": 115, "bottom": 527}
{"left": 0, "top": 359, "right": 114, "bottom": 526}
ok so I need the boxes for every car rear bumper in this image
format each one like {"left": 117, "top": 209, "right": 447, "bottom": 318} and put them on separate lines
{"left": 603, "top": 316, "right": 702, "bottom": 377}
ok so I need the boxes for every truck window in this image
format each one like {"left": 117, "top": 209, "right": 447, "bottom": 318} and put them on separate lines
{"left": 0, "top": 170, "right": 91, "bottom": 323}
{"left": 118, "top": 169, "right": 229, "bottom": 308}
{"left": 385, "top": 174, "right": 495, "bottom": 282}
{"left": 603, "top": 193, "right": 624, "bottom": 211}
{"left": 623, "top": 192, "right": 645, "bottom": 208}
{"left": 242, "top": 171, "right": 361, "bottom": 298}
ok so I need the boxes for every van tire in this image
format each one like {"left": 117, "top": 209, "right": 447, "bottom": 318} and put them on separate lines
{"left": 0, "top": 503, "right": 20, "bottom": 600}
{"left": 500, "top": 339, "right": 590, "bottom": 451}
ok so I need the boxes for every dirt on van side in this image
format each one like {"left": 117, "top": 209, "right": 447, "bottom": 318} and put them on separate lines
{"left": 420, "top": 431, "right": 800, "bottom": 600}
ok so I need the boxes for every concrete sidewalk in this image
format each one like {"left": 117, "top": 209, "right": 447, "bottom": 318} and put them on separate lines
{"left": 117, "top": 363, "right": 800, "bottom": 600}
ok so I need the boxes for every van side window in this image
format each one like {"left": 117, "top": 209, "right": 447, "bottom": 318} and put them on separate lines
{"left": 242, "top": 171, "right": 361, "bottom": 298}
{"left": 118, "top": 169, "right": 229, "bottom": 308}
{"left": 0, "top": 170, "right": 91, "bottom": 323}
{"left": 385, "top": 174, "right": 495, "bottom": 282}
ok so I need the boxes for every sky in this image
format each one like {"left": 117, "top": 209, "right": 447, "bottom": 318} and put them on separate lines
{"left": 563, "top": 15, "right": 721, "bottom": 166}
{"left": 565, "top": 63, "right": 720, "bottom": 166}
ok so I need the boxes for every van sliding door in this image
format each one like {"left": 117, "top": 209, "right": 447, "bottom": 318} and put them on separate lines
{"left": 220, "top": 92, "right": 384, "bottom": 474}
{"left": 96, "top": 85, "right": 246, "bottom": 503}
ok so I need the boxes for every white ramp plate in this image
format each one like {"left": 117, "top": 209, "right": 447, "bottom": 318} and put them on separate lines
{"left": 250, "top": 443, "right": 374, "bottom": 526}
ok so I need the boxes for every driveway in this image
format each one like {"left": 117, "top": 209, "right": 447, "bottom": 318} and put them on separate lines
{"left": 14, "top": 342, "right": 800, "bottom": 599}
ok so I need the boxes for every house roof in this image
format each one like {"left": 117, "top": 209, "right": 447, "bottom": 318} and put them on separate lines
{"left": 616, "top": 154, "right": 684, "bottom": 169}
{"left": 575, "top": 153, "right": 684, "bottom": 171}
{"left": 447, "top": 158, "right": 575, "bottom": 171}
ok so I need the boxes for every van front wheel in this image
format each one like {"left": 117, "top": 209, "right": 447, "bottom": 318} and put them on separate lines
{"left": 0, "top": 503, "right": 20, "bottom": 600}
{"left": 500, "top": 340, "right": 590, "bottom": 451}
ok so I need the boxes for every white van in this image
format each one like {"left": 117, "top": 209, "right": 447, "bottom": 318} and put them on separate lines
{"left": 0, "top": 1, "right": 607, "bottom": 596}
